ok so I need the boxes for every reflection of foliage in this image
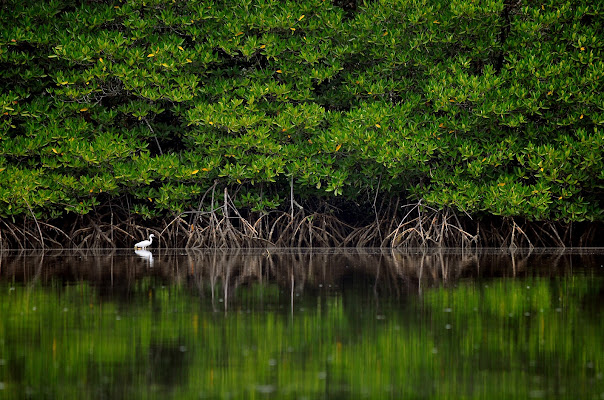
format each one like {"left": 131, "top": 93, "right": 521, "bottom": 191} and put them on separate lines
{"left": 422, "top": 277, "right": 603, "bottom": 385}
{"left": 0, "top": 271, "right": 602, "bottom": 399}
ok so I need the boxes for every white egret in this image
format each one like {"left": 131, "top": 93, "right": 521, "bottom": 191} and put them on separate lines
{"left": 134, "top": 234, "right": 155, "bottom": 250}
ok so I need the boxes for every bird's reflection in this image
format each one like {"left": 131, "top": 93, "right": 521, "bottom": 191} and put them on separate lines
{"left": 135, "top": 249, "right": 154, "bottom": 267}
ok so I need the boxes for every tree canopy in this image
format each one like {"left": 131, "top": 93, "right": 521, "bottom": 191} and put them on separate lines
{"left": 0, "top": 0, "right": 602, "bottom": 246}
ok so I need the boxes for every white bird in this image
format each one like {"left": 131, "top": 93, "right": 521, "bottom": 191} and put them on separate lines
{"left": 134, "top": 234, "right": 155, "bottom": 250}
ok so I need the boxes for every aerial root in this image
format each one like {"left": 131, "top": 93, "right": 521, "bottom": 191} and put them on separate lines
{"left": 384, "top": 202, "right": 478, "bottom": 248}
{"left": 0, "top": 197, "right": 597, "bottom": 248}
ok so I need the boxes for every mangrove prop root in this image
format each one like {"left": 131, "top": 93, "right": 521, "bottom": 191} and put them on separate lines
{"left": 0, "top": 198, "right": 600, "bottom": 248}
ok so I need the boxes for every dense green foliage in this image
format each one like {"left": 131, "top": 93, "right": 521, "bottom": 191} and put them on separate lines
{"left": 1, "top": 260, "right": 602, "bottom": 398}
{"left": 1, "top": 0, "right": 603, "bottom": 223}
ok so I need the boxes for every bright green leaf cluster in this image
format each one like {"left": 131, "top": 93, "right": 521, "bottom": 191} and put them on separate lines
{"left": 0, "top": 0, "right": 602, "bottom": 222}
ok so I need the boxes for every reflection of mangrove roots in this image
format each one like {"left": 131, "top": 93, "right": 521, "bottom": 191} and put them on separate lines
{"left": 0, "top": 248, "right": 592, "bottom": 301}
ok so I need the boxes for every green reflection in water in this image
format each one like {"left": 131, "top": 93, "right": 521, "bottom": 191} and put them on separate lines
{"left": 0, "top": 270, "right": 602, "bottom": 399}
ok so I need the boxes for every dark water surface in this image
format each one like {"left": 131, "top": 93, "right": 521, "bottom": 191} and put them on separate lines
{"left": 0, "top": 248, "right": 603, "bottom": 399}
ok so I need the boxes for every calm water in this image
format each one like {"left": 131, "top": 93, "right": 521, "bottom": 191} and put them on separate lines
{"left": 0, "top": 248, "right": 603, "bottom": 399}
